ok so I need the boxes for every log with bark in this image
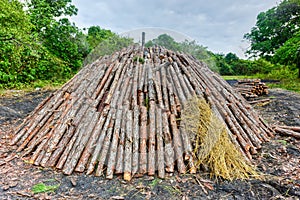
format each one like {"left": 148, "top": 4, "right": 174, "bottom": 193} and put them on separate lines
{"left": 233, "top": 79, "right": 269, "bottom": 100}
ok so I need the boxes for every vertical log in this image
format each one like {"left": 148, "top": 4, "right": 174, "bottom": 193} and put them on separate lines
{"left": 86, "top": 109, "right": 114, "bottom": 175}
{"left": 95, "top": 116, "right": 115, "bottom": 176}
{"left": 106, "top": 108, "right": 123, "bottom": 179}
{"left": 115, "top": 106, "right": 128, "bottom": 174}
{"left": 131, "top": 106, "right": 140, "bottom": 177}
{"left": 162, "top": 111, "right": 174, "bottom": 173}
{"left": 62, "top": 109, "right": 99, "bottom": 175}
{"left": 161, "top": 66, "right": 170, "bottom": 111}
{"left": 156, "top": 108, "right": 165, "bottom": 178}
{"left": 139, "top": 106, "right": 148, "bottom": 174}
{"left": 170, "top": 114, "right": 186, "bottom": 174}
{"left": 148, "top": 101, "right": 156, "bottom": 176}
{"left": 124, "top": 110, "right": 133, "bottom": 181}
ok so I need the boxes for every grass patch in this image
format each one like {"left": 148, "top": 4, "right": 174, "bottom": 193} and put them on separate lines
{"left": 267, "top": 79, "right": 300, "bottom": 92}
{"left": 276, "top": 140, "right": 287, "bottom": 146}
{"left": 221, "top": 75, "right": 257, "bottom": 80}
{"left": 31, "top": 182, "right": 60, "bottom": 194}
{"left": 0, "top": 80, "right": 65, "bottom": 97}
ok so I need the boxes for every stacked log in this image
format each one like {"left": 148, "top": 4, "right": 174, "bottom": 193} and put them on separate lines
{"left": 272, "top": 125, "right": 300, "bottom": 139}
{"left": 234, "top": 79, "right": 268, "bottom": 99}
{"left": 10, "top": 45, "right": 274, "bottom": 179}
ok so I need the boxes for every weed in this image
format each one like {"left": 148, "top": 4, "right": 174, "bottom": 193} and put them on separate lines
{"left": 133, "top": 56, "right": 145, "bottom": 64}
{"left": 277, "top": 140, "right": 287, "bottom": 145}
{"left": 31, "top": 182, "right": 60, "bottom": 194}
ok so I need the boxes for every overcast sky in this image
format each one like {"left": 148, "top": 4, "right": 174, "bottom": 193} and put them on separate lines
{"left": 70, "top": 0, "right": 280, "bottom": 58}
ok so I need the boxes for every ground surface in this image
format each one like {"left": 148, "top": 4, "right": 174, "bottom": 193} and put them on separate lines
{"left": 0, "top": 88, "right": 299, "bottom": 200}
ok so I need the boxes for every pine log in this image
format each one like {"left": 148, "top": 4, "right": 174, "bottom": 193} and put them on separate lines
{"left": 275, "top": 125, "right": 300, "bottom": 132}
{"left": 62, "top": 109, "right": 99, "bottom": 175}
{"left": 86, "top": 109, "right": 113, "bottom": 174}
{"left": 131, "top": 106, "right": 140, "bottom": 177}
{"left": 139, "top": 106, "right": 148, "bottom": 174}
{"left": 273, "top": 127, "right": 300, "bottom": 139}
{"left": 170, "top": 114, "right": 186, "bottom": 174}
{"left": 46, "top": 102, "right": 89, "bottom": 167}
{"left": 39, "top": 98, "right": 80, "bottom": 167}
{"left": 95, "top": 116, "right": 115, "bottom": 176}
{"left": 148, "top": 101, "right": 156, "bottom": 176}
{"left": 75, "top": 106, "right": 110, "bottom": 172}
{"left": 156, "top": 108, "right": 165, "bottom": 178}
{"left": 115, "top": 106, "right": 128, "bottom": 174}
{"left": 162, "top": 111, "right": 174, "bottom": 173}
{"left": 106, "top": 108, "right": 123, "bottom": 179}
{"left": 124, "top": 110, "right": 133, "bottom": 181}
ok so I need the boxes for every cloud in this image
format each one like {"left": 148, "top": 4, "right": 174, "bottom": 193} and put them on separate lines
{"left": 70, "top": 0, "right": 279, "bottom": 58}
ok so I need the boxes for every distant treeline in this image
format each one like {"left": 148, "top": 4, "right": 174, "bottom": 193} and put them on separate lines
{"left": 0, "top": 0, "right": 299, "bottom": 89}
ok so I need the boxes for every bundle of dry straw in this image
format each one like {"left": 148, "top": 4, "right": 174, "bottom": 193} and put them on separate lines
{"left": 182, "top": 96, "right": 258, "bottom": 180}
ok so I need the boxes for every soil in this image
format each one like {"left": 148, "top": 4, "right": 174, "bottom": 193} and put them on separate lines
{"left": 0, "top": 88, "right": 299, "bottom": 200}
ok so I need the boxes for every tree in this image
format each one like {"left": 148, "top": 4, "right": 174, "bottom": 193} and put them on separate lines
{"left": 224, "top": 53, "right": 239, "bottom": 64}
{"left": 87, "top": 26, "right": 114, "bottom": 50}
{"left": 26, "top": 0, "right": 88, "bottom": 72}
{"left": 273, "top": 31, "right": 300, "bottom": 65}
{"left": 214, "top": 54, "right": 234, "bottom": 75}
{"left": 27, "top": 0, "right": 78, "bottom": 34}
{"left": 146, "top": 34, "right": 219, "bottom": 72}
{"left": 146, "top": 34, "right": 180, "bottom": 51}
{"left": 0, "top": 0, "right": 43, "bottom": 84}
{"left": 84, "top": 34, "right": 134, "bottom": 65}
{"left": 244, "top": 0, "right": 300, "bottom": 58}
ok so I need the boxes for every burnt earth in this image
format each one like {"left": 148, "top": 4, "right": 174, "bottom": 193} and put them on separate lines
{"left": 0, "top": 89, "right": 299, "bottom": 200}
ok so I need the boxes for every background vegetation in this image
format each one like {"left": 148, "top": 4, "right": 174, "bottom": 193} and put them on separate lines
{"left": 0, "top": 0, "right": 133, "bottom": 89}
{"left": 0, "top": 0, "right": 299, "bottom": 91}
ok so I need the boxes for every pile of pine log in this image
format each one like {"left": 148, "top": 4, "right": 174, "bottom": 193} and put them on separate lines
{"left": 11, "top": 45, "right": 274, "bottom": 180}
{"left": 272, "top": 125, "right": 300, "bottom": 139}
{"left": 234, "top": 79, "right": 269, "bottom": 99}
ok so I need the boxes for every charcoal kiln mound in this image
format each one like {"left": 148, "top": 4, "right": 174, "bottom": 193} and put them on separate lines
{"left": 11, "top": 45, "right": 274, "bottom": 180}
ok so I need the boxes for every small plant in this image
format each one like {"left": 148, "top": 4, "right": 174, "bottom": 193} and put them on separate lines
{"left": 149, "top": 178, "right": 161, "bottom": 188}
{"left": 31, "top": 182, "right": 60, "bottom": 194}
{"left": 277, "top": 140, "right": 287, "bottom": 145}
{"left": 133, "top": 56, "right": 145, "bottom": 64}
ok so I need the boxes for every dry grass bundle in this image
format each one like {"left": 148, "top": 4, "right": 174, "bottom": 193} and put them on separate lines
{"left": 182, "top": 96, "right": 258, "bottom": 180}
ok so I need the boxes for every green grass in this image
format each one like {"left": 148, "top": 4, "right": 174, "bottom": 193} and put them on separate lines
{"left": 221, "top": 75, "right": 257, "bottom": 80}
{"left": 267, "top": 79, "right": 300, "bottom": 92}
{"left": 0, "top": 80, "right": 65, "bottom": 97}
{"left": 31, "top": 182, "right": 60, "bottom": 194}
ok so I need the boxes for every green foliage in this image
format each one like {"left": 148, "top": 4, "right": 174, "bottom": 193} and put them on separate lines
{"left": 31, "top": 182, "right": 60, "bottom": 194}
{"left": 133, "top": 56, "right": 145, "bottom": 64}
{"left": 0, "top": 0, "right": 61, "bottom": 87}
{"left": 42, "top": 18, "right": 88, "bottom": 72}
{"left": 84, "top": 34, "right": 134, "bottom": 65}
{"left": 27, "top": 0, "right": 78, "bottom": 34}
{"left": 146, "top": 34, "right": 219, "bottom": 72}
{"left": 244, "top": 0, "right": 300, "bottom": 58}
{"left": 87, "top": 26, "right": 114, "bottom": 50}
{"left": 180, "top": 40, "right": 219, "bottom": 72}
{"left": 273, "top": 31, "right": 300, "bottom": 66}
{"left": 146, "top": 34, "right": 180, "bottom": 51}
{"left": 27, "top": 0, "right": 87, "bottom": 73}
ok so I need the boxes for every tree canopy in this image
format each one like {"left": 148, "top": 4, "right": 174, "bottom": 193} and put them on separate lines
{"left": 244, "top": 0, "right": 300, "bottom": 58}
{"left": 0, "top": 0, "right": 134, "bottom": 88}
